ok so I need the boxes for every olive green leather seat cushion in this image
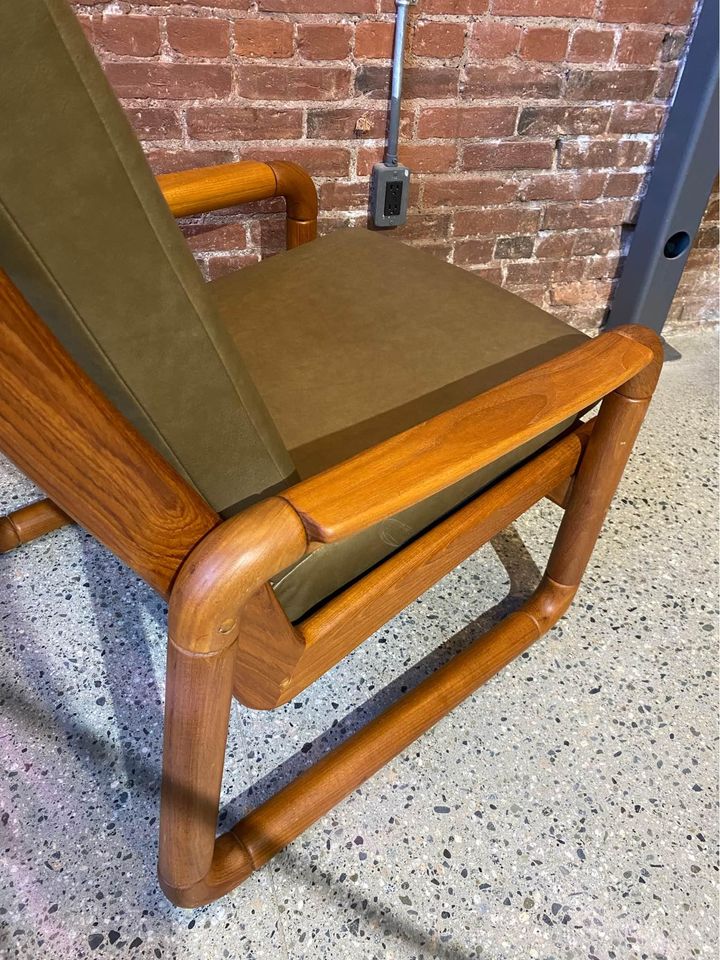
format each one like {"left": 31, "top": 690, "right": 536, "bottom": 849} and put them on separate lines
{"left": 210, "top": 229, "right": 588, "bottom": 621}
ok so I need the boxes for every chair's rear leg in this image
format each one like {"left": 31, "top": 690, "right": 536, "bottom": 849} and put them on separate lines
{"left": 0, "top": 498, "right": 72, "bottom": 553}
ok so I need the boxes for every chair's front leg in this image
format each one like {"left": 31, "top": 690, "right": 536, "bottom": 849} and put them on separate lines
{"left": 157, "top": 498, "right": 307, "bottom": 905}
{"left": 159, "top": 629, "right": 238, "bottom": 894}
{"left": 532, "top": 325, "right": 663, "bottom": 616}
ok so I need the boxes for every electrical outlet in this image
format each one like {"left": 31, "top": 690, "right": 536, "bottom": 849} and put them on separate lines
{"left": 371, "top": 162, "right": 410, "bottom": 228}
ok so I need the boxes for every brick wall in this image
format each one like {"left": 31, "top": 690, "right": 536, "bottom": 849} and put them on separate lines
{"left": 73, "top": 0, "right": 717, "bottom": 332}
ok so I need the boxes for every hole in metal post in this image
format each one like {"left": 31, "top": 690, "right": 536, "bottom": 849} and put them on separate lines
{"left": 663, "top": 230, "right": 691, "bottom": 259}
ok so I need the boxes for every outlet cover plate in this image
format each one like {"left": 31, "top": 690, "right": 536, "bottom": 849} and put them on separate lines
{"left": 371, "top": 162, "right": 411, "bottom": 228}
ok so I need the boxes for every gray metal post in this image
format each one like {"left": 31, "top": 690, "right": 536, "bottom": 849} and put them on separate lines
{"left": 605, "top": 0, "right": 719, "bottom": 333}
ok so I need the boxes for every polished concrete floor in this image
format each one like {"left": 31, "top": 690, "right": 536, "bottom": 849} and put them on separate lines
{"left": 0, "top": 329, "right": 717, "bottom": 960}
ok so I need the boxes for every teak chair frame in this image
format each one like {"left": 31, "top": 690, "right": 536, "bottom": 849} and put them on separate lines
{"left": 0, "top": 159, "right": 663, "bottom": 908}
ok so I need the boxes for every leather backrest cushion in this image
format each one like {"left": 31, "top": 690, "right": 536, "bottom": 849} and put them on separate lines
{"left": 0, "top": 0, "right": 294, "bottom": 513}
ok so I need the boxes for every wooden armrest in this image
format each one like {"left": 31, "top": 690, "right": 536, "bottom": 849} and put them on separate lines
{"left": 156, "top": 159, "right": 318, "bottom": 249}
{"left": 167, "top": 323, "right": 660, "bottom": 659}
{"left": 281, "top": 325, "right": 662, "bottom": 544}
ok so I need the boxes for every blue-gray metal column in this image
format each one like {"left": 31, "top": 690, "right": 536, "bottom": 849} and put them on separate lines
{"left": 605, "top": 0, "right": 719, "bottom": 332}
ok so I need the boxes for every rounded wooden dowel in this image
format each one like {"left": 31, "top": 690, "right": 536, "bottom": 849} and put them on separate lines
{"left": 0, "top": 498, "right": 73, "bottom": 553}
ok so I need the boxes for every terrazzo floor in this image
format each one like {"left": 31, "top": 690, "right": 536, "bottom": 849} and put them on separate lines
{"left": 0, "top": 328, "right": 718, "bottom": 960}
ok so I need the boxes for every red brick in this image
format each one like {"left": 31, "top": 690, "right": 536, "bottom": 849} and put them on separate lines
{"left": 319, "top": 181, "right": 372, "bottom": 209}
{"left": 146, "top": 148, "right": 235, "bottom": 175}
{"left": 492, "top": 0, "right": 595, "bottom": 15}
{"left": 453, "top": 239, "right": 496, "bottom": 265}
{"left": 566, "top": 68, "right": 658, "bottom": 100}
{"left": 495, "top": 235, "right": 535, "bottom": 258}
{"left": 185, "top": 223, "right": 248, "bottom": 254}
{"left": 454, "top": 207, "right": 542, "bottom": 237}
{"left": 126, "top": 107, "right": 181, "bottom": 141}
{"left": 693, "top": 225, "right": 720, "bottom": 248}
{"left": 393, "top": 213, "right": 452, "bottom": 242}
{"left": 251, "top": 216, "right": 295, "bottom": 258}
{"left": 412, "top": 21, "right": 466, "bottom": 58}
{"left": 616, "top": 27, "right": 664, "bottom": 63}
{"left": 559, "top": 138, "right": 652, "bottom": 169}
{"left": 520, "top": 27, "right": 569, "bottom": 62}
{"left": 504, "top": 259, "right": 585, "bottom": 284}
{"left": 465, "top": 264, "right": 505, "bottom": 282}
{"left": 463, "top": 64, "right": 562, "bottom": 99}
{"left": 105, "top": 63, "right": 232, "bottom": 100}
{"left": 239, "top": 146, "right": 351, "bottom": 177}
{"left": 599, "top": 0, "right": 694, "bottom": 25}
{"left": 551, "top": 280, "right": 614, "bottom": 306}
{"left": 417, "top": 0, "right": 489, "bottom": 12}
{"left": 468, "top": 21, "right": 521, "bottom": 59}
{"left": 76, "top": 14, "right": 94, "bottom": 41}
{"left": 358, "top": 144, "right": 457, "bottom": 175}
{"left": 297, "top": 23, "right": 352, "bottom": 60}
{"left": 535, "top": 233, "right": 575, "bottom": 259}
{"left": 409, "top": 242, "right": 454, "bottom": 261}
{"left": 237, "top": 65, "right": 351, "bottom": 100}
{"left": 417, "top": 105, "right": 517, "bottom": 139}
{"left": 608, "top": 102, "right": 664, "bottom": 132}
{"left": 508, "top": 284, "right": 548, "bottom": 306}
{"left": 572, "top": 228, "right": 620, "bottom": 255}
{"left": 355, "top": 21, "right": 395, "bottom": 58}
{"left": 167, "top": 17, "right": 230, "bottom": 57}
{"left": 552, "top": 303, "right": 608, "bottom": 328}
{"left": 568, "top": 29, "right": 616, "bottom": 62}
{"left": 133, "top": 0, "right": 248, "bottom": 7}
{"left": 187, "top": 106, "right": 303, "bottom": 140}
{"left": 542, "top": 200, "right": 630, "bottom": 229}
{"left": 260, "top": 0, "right": 374, "bottom": 11}
{"left": 422, "top": 176, "right": 518, "bottom": 207}
{"left": 356, "top": 65, "right": 458, "bottom": 99}
{"left": 462, "top": 140, "right": 555, "bottom": 171}
{"left": 604, "top": 171, "right": 646, "bottom": 196}
{"left": 518, "top": 105, "right": 610, "bottom": 136}
{"left": 661, "top": 30, "right": 687, "bottom": 61}
{"left": 307, "top": 107, "right": 411, "bottom": 139}
{"left": 519, "top": 173, "right": 606, "bottom": 201}
{"left": 234, "top": 20, "right": 293, "bottom": 57}
{"left": 93, "top": 15, "right": 160, "bottom": 57}
{"left": 654, "top": 63, "right": 678, "bottom": 98}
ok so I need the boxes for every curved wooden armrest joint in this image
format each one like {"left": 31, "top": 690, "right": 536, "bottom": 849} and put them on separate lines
{"left": 156, "top": 159, "right": 318, "bottom": 249}
{"left": 168, "top": 497, "right": 307, "bottom": 657}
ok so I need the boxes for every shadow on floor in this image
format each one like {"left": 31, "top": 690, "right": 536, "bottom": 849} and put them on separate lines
{"left": 2, "top": 522, "right": 542, "bottom": 939}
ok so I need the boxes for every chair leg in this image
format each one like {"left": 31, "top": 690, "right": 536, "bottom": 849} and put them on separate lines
{"left": 0, "top": 498, "right": 72, "bottom": 553}
{"left": 157, "top": 347, "right": 661, "bottom": 908}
